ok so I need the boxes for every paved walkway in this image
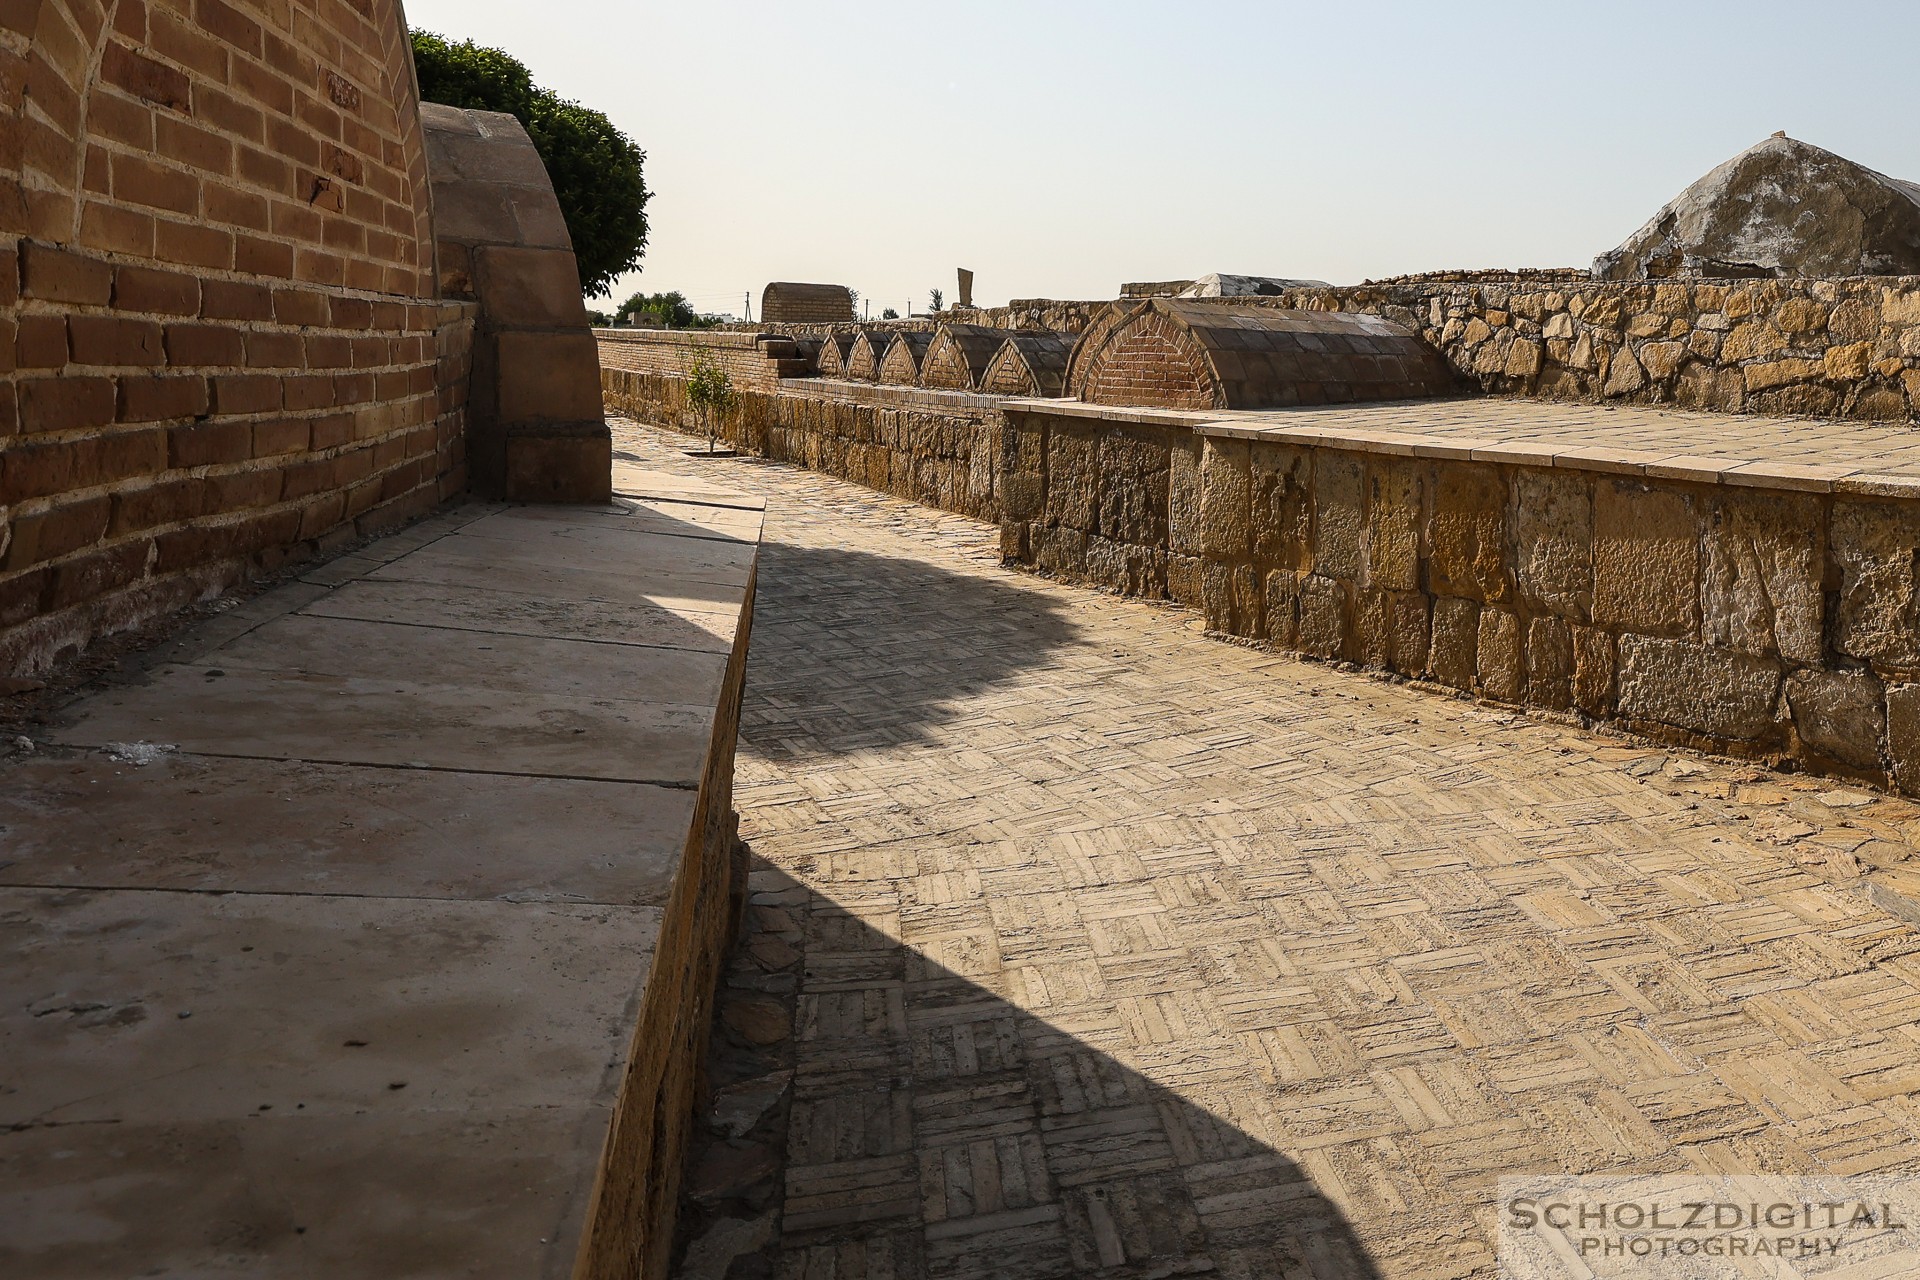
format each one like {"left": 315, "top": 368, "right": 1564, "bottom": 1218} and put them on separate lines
{"left": 619, "top": 422, "right": 1920, "bottom": 1280}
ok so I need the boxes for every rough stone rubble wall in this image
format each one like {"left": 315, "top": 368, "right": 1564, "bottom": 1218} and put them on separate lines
{"left": 1269, "top": 277, "right": 1920, "bottom": 421}
{"left": 0, "top": 0, "right": 468, "bottom": 673}
{"left": 1002, "top": 406, "right": 1920, "bottom": 791}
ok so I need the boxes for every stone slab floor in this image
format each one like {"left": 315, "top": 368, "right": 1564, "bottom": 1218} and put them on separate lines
{"left": 609, "top": 422, "right": 1920, "bottom": 1280}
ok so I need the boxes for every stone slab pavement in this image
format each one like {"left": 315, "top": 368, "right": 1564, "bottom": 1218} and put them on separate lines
{"left": 0, "top": 474, "right": 762, "bottom": 1279}
{"left": 606, "top": 421, "right": 1920, "bottom": 1280}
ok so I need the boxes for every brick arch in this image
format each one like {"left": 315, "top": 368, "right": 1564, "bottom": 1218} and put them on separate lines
{"left": 877, "top": 330, "right": 931, "bottom": 385}
{"left": 846, "top": 330, "right": 889, "bottom": 381}
{"left": 1078, "top": 309, "right": 1220, "bottom": 410}
{"left": 919, "top": 322, "right": 1004, "bottom": 391}
{"left": 981, "top": 329, "right": 1074, "bottom": 397}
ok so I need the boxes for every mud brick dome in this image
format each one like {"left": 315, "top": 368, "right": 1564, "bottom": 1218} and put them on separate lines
{"left": 981, "top": 330, "right": 1075, "bottom": 397}
{"left": 878, "top": 330, "right": 932, "bottom": 384}
{"left": 1070, "top": 298, "right": 1455, "bottom": 411}
{"left": 918, "top": 322, "right": 1006, "bottom": 391}
{"left": 760, "top": 281, "right": 853, "bottom": 324}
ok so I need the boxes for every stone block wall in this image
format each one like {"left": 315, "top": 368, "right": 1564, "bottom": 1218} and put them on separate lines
{"left": 0, "top": 0, "right": 468, "bottom": 673}
{"left": 1001, "top": 403, "right": 1920, "bottom": 790}
{"left": 1270, "top": 276, "right": 1920, "bottom": 420}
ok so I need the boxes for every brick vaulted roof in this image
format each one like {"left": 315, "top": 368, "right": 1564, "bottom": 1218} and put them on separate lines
{"left": 878, "top": 330, "right": 934, "bottom": 385}
{"left": 918, "top": 323, "right": 1008, "bottom": 391}
{"left": 1070, "top": 298, "right": 1457, "bottom": 411}
{"left": 981, "top": 330, "right": 1077, "bottom": 397}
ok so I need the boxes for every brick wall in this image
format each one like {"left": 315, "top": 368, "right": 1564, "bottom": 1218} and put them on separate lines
{"left": 877, "top": 332, "right": 927, "bottom": 385}
{"left": 0, "top": 0, "right": 466, "bottom": 673}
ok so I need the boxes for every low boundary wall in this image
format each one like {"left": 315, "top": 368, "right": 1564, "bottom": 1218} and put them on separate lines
{"left": 604, "top": 357, "right": 1920, "bottom": 796}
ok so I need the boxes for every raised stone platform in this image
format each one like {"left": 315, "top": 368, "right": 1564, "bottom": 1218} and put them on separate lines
{"left": 0, "top": 468, "right": 762, "bottom": 1279}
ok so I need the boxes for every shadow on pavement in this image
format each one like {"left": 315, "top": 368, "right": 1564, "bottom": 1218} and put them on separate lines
{"left": 671, "top": 857, "right": 1386, "bottom": 1280}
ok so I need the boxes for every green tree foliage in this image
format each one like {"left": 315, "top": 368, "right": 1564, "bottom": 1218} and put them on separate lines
{"left": 412, "top": 32, "right": 649, "bottom": 297}
{"left": 616, "top": 290, "right": 722, "bottom": 329}
{"left": 683, "top": 347, "right": 736, "bottom": 453}
{"left": 880, "top": 307, "right": 899, "bottom": 320}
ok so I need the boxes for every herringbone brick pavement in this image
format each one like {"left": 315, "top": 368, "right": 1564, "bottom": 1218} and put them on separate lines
{"left": 615, "top": 421, "right": 1920, "bottom": 1280}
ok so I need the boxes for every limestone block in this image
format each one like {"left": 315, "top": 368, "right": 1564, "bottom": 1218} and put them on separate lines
{"left": 1702, "top": 490, "right": 1823, "bottom": 662}
{"left": 473, "top": 246, "right": 589, "bottom": 328}
{"left": 1504, "top": 339, "right": 1544, "bottom": 379}
{"left": 1365, "top": 458, "right": 1422, "bottom": 592}
{"left": 1639, "top": 341, "right": 1686, "bottom": 381}
{"left": 1543, "top": 312, "right": 1575, "bottom": 340}
{"left": 1200, "top": 562, "right": 1258, "bottom": 633}
{"left": 496, "top": 330, "right": 604, "bottom": 424}
{"left": 1265, "top": 570, "right": 1300, "bottom": 646}
{"left": 1514, "top": 469, "right": 1592, "bottom": 619}
{"left": 1296, "top": 574, "right": 1346, "bottom": 658}
{"left": 1833, "top": 498, "right": 1920, "bottom": 667}
{"left": 1674, "top": 363, "right": 1743, "bottom": 411}
{"left": 1096, "top": 432, "right": 1172, "bottom": 547}
{"left": 1313, "top": 452, "right": 1365, "bottom": 581}
{"left": 1167, "top": 553, "right": 1206, "bottom": 609}
{"left": 1527, "top": 615, "right": 1573, "bottom": 709}
{"left": 1197, "top": 437, "right": 1251, "bottom": 558}
{"left": 1168, "top": 437, "right": 1203, "bottom": 556}
{"left": 1430, "top": 598, "right": 1479, "bottom": 689}
{"left": 1617, "top": 636, "right": 1781, "bottom": 740}
{"left": 1357, "top": 588, "right": 1392, "bottom": 667}
{"left": 1601, "top": 346, "right": 1646, "bottom": 396}
{"left": 1830, "top": 298, "right": 1880, "bottom": 342}
{"left": 1477, "top": 608, "right": 1524, "bottom": 702}
{"left": 1786, "top": 668, "right": 1886, "bottom": 768}
{"left": 1044, "top": 430, "right": 1097, "bottom": 531}
{"left": 1250, "top": 444, "right": 1311, "bottom": 568}
{"left": 1571, "top": 625, "right": 1615, "bottom": 715}
{"left": 1775, "top": 297, "right": 1830, "bottom": 333}
{"left": 1034, "top": 524, "right": 1089, "bottom": 581}
{"left": 1743, "top": 358, "right": 1824, "bottom": 392}
{"left": 1887, "top": 684, "right": 1920, "bottom": 794}
{"left": 999, "top": 521, "right": 1030, "bottom": 563}
{"left": 1824, "top": 342, "right": 1873, "bottom": 381}
{"left": 1722, "top": 321, "right": 1787, "bottom": 362}
{"left": 1428, "top": 463, "right": 1510, "bottom": 603}
{"left": 1592, "top": 480, "right": 1696, "bottom": 637}
{"left": 1388, "top": 590, "right": 1431, "bottom": 674}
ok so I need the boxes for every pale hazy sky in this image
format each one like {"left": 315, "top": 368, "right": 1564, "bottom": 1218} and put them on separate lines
{"left": 402, "top": 0, "right": 1920, "bottom": 314}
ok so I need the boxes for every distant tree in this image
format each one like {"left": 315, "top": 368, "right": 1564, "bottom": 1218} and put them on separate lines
{"left": 880, "top": 307, "right": 899, "bottom": 320}
{"left": 928, "top": 288, "right": 944, "bottom": 313}
{"left": 584, "top": 307, "right": 612, "bottom": 327}
{"left": 615, "top": 291, "right": 722, "bottom": 329}
{"left": 848, "top": 288, "right": 860, "bottom": 316}
{"left": 683, "top": 347, "right": 736, "bottom": 454}
{"left": 412, "top": 32, "right": 650, "bottom": 297}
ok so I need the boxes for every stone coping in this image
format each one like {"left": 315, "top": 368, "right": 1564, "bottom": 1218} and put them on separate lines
{"left": 596, "top": 327, "right": 769, "bottom": 349}
{"left": 0, "top": 474, "right": 763, "bottom": 1278}
{"left": 1001, "top": 394, "right": 1920, "bottom": 496}
{"left": 1192, "top": 399, "right": 1920, "bottom": 495}
{"left": 780, "top": 378, "right": 1001, "bottom": 412}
